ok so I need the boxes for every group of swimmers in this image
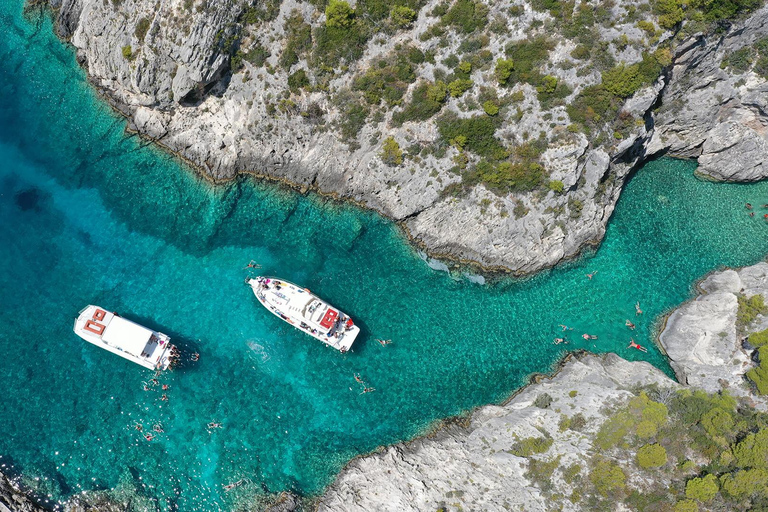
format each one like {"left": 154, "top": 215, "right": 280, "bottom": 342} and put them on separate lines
{"left": 744, "top": 203, "right": 768, "bottom": 218}
{"left": 354, "top": 373, "right": 375, "bottom": 394}
{"left": 554, "top": 301, "right": 647, "bottom": 351}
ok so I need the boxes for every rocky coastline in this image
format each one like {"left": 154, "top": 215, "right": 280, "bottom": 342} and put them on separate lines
{"left": 37, "top": 0, "right": 768, "bottom": 274}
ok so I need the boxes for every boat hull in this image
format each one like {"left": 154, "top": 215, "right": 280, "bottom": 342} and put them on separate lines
{"left": 248, "top": 277, "right": 360, "bottom": 352}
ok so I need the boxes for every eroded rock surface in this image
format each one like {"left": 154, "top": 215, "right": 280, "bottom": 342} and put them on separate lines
{"left": 660, "top": 262, "right": 768, "bottom": 410}
{"left": 317, "top": 353, "right": 676, "bottom": 512}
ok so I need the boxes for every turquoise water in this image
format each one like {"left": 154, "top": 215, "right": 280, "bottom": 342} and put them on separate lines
{"left": 2, "top": 3, "right": 768, "bottom": 511}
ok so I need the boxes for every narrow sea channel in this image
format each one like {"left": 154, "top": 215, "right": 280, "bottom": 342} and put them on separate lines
{"left": 1, "top": 3, "right": 768, "bottom": 510}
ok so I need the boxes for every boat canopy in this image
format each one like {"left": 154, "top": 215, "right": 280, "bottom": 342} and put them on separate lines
{"left": 102, "top": 317, "right": 152, "bottom": 356}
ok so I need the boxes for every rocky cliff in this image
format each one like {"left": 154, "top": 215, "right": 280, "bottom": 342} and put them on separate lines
{"left": 42, "top": 0, "right": 765, "bottom": 274}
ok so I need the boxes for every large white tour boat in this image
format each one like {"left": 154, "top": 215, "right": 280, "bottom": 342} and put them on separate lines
{"left": 74, "top": 305, "right": 177, "bottom": 370}
{"left": 248, "top": 277, "right": 360, "bottom": 352}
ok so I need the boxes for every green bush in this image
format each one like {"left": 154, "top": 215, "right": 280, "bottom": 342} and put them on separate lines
{"left": 134, "top": 18, "right": 151, "bottom": 43}
{"left": 380, "top": 136, "right": 403, "bottom": 166}
{"left": 747, "top": 346, "right": 768, "bottom": 394}
{"left": 436, "top": 114, "right": 506, "bottom": 159}
{"left": 737, "top": 294, "right": 767, "bottom": 328}
{"left": 755, "top": 56, "right": 768, "bottom": 78}
{"left": 567, "top": 85, "right": 617, "bottom": 129}
{"left": 287, "top": 69, "right": 310, "bottom": 90}
{"left": 637, "top": 443, "right": 668, "bottom": 468}
{"left": 313, "top": 24, "right": 370, "bottom": 69}
{"left": 469, "top": 160, "right": 547, "bottom": 194}
{"left": 326, "top": 0, "right": 355, "bottom": 28}
{"left": 636, "top": 420, "right": 658, "bottom": 439}
{"left": 590, "top": 459, "right": 627, "bottom": 497}
{"left": 503, "top": 37, "right": 554, "bottom": 86}
{"left": 722, "top": 46, "right": 755, "bottom": 72}
{"left": 427, "top": 81, "right": 449, "bottom": 103}
{"left": 442, "top": 0, "right": 488, "bottom": 34}
{"left": 511, "top": 436, "right": 553, "bottom": 457}
{"left": 390, "top": 5, "right": 417, "bottom": 27}
{"left": 720, "top": 468, "right": 768, "bottom": 498}
{"left": 353, "top": 53, "right": 416, "bottom": 106}
{"left": 121, "top": 45, "right": 134, "bottom": 60}
{"left": 448, "top": 78, "right": 473, "bottom": 97}
{"left": 733, "top": 427, "right": 768, "bottom": 468}
{"left": 393, "top": 82, "right": 445, "bottom": 124}
{"left": 495, "top": 58, "right": 514, "bottom": 84}
{"left": 280, "top": 11, "right": 313, "bottom": 69}
{"left": 534, "top": 393, "right": 553, "bottom": 408}
{"left": 548, "top": 180, "right": 564, "bottom": 194}
{"left": 685, "top": 474, "right": 719, "bottom": 502}
{"left": 483, "top": 100, "right": 499, "bottom": 116}
{"left": 337, "top": 101, "right": 369, "bottom": 142}
{"left": 537, "top": 75, "right": 558, "bottom": 94}
{"left": 674, "top": 500, "right": 699, "bottom": 512}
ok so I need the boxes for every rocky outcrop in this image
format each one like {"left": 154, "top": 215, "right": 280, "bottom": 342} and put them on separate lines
{"left": 659, "top": 261, "right": 768, "bottom": 410}
{"left": 42, "top": 0, "right": 671, "bottom": 274}
{"left": 0, "top": 471, "right": 46, "bottom": 512}
{"left": 650, "top": 12, "right": 768, "bottom": 182}
{"left": 316, "top": 353, "right": 677, "bottom": 512}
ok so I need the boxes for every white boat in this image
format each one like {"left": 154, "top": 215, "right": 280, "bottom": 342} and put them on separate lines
{"left": 248, "top": 277, "right": 360, "bottom": 352}
{"left": 74, "top": 305, "right": 177, "bottom": 370}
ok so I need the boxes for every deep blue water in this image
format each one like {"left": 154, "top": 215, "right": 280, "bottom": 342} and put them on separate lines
{"left": 2, "top": 2, "right": 768, "bottom": 510}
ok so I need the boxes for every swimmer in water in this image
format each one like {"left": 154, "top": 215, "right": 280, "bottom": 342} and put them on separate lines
{"left": 144, "top": 434, "right": 154, "bottom": 441}
{"left": 628, "top": 338, "right": 648, "bottom": 352}
{"left": 244, "top": 260, "right": 262, "bottom": 269}
{"left": 377, "top": 338, "right": 392, "bottom": 346}
{"left": 625, "top": 319, "right": 636, "bottom": 330}
{"left": 190, "top": 353, "right": 200, "bottom": 362}
{"left": 161, "top": 394, "right": 168, "bottom": 402}
{"left": 208, "top": 422, "right": 222, "bottom": 429}
{"left": 162, "top": 384, "right": 169, "bottom": 391}
{"left": 134, "top": 423, "right": 143, "bottom": 431}
{"left": 586, "top": 271, "right": 598, "bottom": 280}
{"left": 153, "top": 424, "right": 164, "bottom": 433}
{"left": 635, "top": 302, "right": 643, "bottom": 315}
{"left": 354, "top": 373, "right": 364, "bottom": 384}
{"left": 361, "top": 387, "right": 375, "bottom": 394}
{"left": 559, "top": 324, "right": 573, "bottom": 331}
{"left": 554, "top": 338, "right": 567, "bottom": 345}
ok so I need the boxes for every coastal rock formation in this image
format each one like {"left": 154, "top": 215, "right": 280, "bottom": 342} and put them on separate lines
{"left": 659, "top": 262, "right": 768, "bottom": 410}
{"left": 318, "top": 263, "right": 768, "bottom": 511}
{"left": 650, "top": 12, "right": 768, "bottom": 182}
{"left": 317, "top": 353, "right": 677, "bottom": 512}
{"left": 0, "top": 471, "right": 46, "bottom": 512}
{"left": 41, "top": 0, "right": 676, "bottom": 273}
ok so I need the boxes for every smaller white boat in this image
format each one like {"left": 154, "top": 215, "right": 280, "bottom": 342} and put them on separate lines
{"left": 74, "top": 305, "right": 177, "bottom": 370}
{"left": 248, "top": 277, "right": 360, "bottom": 352}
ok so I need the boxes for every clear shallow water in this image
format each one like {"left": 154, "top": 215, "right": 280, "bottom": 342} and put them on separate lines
{"left": 2, "top": 3, "right": 768, "bottom": 511}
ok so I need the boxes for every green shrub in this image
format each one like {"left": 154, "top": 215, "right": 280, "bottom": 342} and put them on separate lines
{"left": 511, "top": 436, "right": 553, "bottom": 457}
{"left": 313, "top": 25, "right": 370, "bottom": 68}
{"left": 427, "top": 81, "right": 449, "bottom": 103}
{"left": 503, "top": 37, "right": 554, "bottom": 85}
{"left": 548, "top": 180, "right": 564, "bottom": 194}
{"left": 674, "top": 500, "right": 698, "bottom": 512}
{"left": 483, "top": 100, "right": 499, "bottom": 116}
{"left": 563, "top": 463, "right": 582, "bottom": 484}
{"left": 457, "top": 60, "right": 472, "bottom": 74}
{"left": 747, "top": 346, "right": 768, "bottom": 394}
{"left": 280, "top": 11, "right": 313, "bottom": 69}
{"left": 134, "top": 18, "right": 151, "bottom": 43}
{"left": 380, "top": 136, "right": 403, "bottom": 166}
{"left": 590, "top": 459, "right": 627, "bottom": 497}
{"left": 537, "top": 75, "right": 558, "bottom": 94}
{"left": 442, "top": 0, "right": 488, "bottom": 34}
{"left": 353, "top": 53, "right": 416, "bottom": 106}
{"left": 525, "top": 455, "right": 562, "bottom": 493}
{"left": 287, "top": 69, "right": 310, "bottom": 90}
{"left": 448, "top": 78, "right": 473, "bottom": 97}
{"left": 637, "top": 443, "right": 668, "bottom": 468}
{"left": 567, "top": 85, "right": 617, "bottom": 129}
{"left": 495, "top": 58, "right": 515, "bottom": 84}
{"left": 390, "top": 5, "right": 417, "bottom": 27}
{"left": 569, "top": 390, "right": 578, "bottom": 398}
{"left": 436, "top": 114, "right": 506, "bottom": 159}
{"left": 121, "top": 45, "right": 134, "bottom": 60}
{"left": 392, "top": 82, "right": 445, "bottom": 124}
{"left": 755, "top": 56, "right": 768, "bottom": 78}
{"left": 469, "top": 160, "right": 547, "bottom": 194}
{"left": 636, "top": 420, "right": 658, "bottom": 439}
{"left": 636, "top": 20, "right": 657, "bottom": 36}
{"left": 685, "top": 474, "right": 719, "bottom": 502}
{"left": 326, "top": 0, "right": 355, "bottom": 28}
{"left": 737, "top": 294, "right": 767, "bottom": 328}
{"left": 733, "top": 427, "right": 768, "bottom": 469}
{"left": 654, "top": 0, "right": 685, "bottom": 29}
{"left": 722, "top": 46, "right": 755, "bottom": 73}
{"left": 337, "top": 101, "right": 369, "bottom": 142}
{"left": 720, "top": 468, "right": 768, "bottom": 498}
